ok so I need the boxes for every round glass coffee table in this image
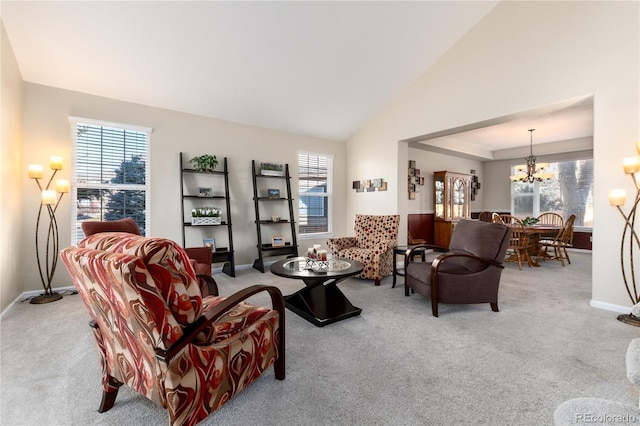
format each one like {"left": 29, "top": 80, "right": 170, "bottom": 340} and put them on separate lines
{"left": 270, "top": 257, "right": 364, "bottom": 327}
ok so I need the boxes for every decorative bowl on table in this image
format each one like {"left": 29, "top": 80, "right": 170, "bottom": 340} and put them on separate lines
{"left": 305, "top": 258, "right": 329, "bottom": 273}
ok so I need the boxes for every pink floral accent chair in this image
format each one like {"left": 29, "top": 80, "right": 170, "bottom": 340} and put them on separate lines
{"left": 327, "top": 214, "right": 400, "bottom": 286}
{"left": 61, "top": 233, "right": 285, "bottom": 426}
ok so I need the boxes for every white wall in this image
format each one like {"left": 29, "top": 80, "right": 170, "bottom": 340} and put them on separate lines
{"left": 347, "top": 1, "right": 639, "bottom": 309}
{"left": 1, "top": 21, "right": 24, "bottom": 312}
{"left": 20, "top": 83, "right": 347, "bottom": 293}
{"left": 406, "top": 146, "right": 484, "bottom": 214}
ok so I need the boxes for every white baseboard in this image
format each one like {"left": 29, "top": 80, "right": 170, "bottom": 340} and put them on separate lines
{"left": 590, "top": 299, "right": 631, "bottom": 314}
{"left": 212, "top": 260, "right": 278, "bottom": 274}
{"left": 0, "top": 286, "right": 77, "bottom": 320}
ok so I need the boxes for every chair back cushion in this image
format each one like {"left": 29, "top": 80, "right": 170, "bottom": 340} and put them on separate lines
{"left": 448, "top": 220, "right": 511, "bottom": 272}
{"left": 62, "top": 247, "right": 182, "bottom": 350}
{"left": 78, "top": 233, "right": 203, "bottom": 325}
{"left": 81, "top": 218, "right": 142, "bottom": 236}
{"left": 353, "top": 214, "right": 400, "bottom": 249}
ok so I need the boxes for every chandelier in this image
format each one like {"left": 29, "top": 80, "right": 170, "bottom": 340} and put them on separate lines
{"left": 509, "top": 129, "right": 554, "bottom": 183}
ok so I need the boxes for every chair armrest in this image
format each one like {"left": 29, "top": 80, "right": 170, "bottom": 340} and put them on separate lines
{"left": 432, "top": 252, "right": 504, "bottom": 274}
{"left": 377, "top": 239, "right": 397, "bottom": 253}
{"left": 196, "top": 274, "right": 219, "bottom": 297}
{"left": 155, "top": 285, "right": 285, "bottom": 363}
{"left": 405, "top": 244, "right": 446, "bottom": 264}
{"left": 326, "top": 237, "right": 357, "bottom": 253}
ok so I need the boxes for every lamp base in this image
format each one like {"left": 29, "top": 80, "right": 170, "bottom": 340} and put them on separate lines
{"left": 30, "top": 292, "right": 63, "bottom": 304}
{"left": 617, "top": 313, "right": 640, "bottom": 327}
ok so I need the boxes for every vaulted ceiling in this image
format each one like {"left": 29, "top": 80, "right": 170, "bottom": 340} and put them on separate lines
{"left": 2, "top": 1, "right": 592, "bottom": 152}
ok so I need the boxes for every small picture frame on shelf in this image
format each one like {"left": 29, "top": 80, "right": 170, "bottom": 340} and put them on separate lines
{"left": 198, "top": 187, "right": 212, "bottom": 197}
{"left": 268, "top": 188, "right": 280, "bottom": 199}
{"left": 203, "top": 238, "right": 216, "bottom": 252}
{"left": 271, "top": 235, "right": 285, "bottom": 247}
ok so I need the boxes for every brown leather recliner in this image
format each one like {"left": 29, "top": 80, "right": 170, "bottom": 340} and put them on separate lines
{"left": 405, "top": 219, "right": 511, "bottom": 317}
{"left": 81, "top": 218, "right": 218, "bottom": 297}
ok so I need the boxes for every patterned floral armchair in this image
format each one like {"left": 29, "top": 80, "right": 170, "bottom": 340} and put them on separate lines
{"left": 61, "top": 233, "right": 285, "bottom": 426}
{"left": 327, "top": 214, "right": 400, "bottom": 286}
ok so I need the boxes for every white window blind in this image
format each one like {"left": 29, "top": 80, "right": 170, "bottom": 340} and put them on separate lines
{"left": 298, "top": 151, "right": 333, "bottom": 238}
{"left": 69, "top": 117, "right": 151, "bottom": 244}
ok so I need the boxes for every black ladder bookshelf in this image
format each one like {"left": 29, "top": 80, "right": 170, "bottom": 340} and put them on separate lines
{"left": 180, "top": 152, "right": 235, "bottom": 277}
{"left": 251, "top": 160, "right": 298, "bottom": 272}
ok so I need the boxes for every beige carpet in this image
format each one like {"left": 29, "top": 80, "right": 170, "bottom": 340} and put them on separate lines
{"left": 2, "top": 251, "right": 638, "bottom": 425}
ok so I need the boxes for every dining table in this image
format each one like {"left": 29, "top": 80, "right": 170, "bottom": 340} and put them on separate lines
{"left": 521, "top": 224, "right": 562, "bottom": 267}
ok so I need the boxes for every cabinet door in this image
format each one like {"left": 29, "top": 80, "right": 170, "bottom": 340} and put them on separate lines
{"left": 451, "top": 177, "right": 467, "bottom": 220}
{"left": 434, "top": 174, "right": 445, "bottom": 219}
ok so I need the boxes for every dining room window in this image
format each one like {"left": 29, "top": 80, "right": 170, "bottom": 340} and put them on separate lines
{"left": 511, "top": 159, "right": 593, "bottom": 227}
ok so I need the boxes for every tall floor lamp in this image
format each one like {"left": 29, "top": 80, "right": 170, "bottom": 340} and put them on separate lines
{"left": 27, "top": 156, "right": 69, "bottom": 304}
{"left": 609, "top": 143, "right": 640, "bottom": 326}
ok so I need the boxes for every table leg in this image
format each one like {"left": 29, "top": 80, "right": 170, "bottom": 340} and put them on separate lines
{"left": 392, "top": 255, "right": 398, "bottom": 288}
{"left": 528, "top": 234, "right": 541, "bottom": 267}
{"left": 284, "top": 278, "right": 361, "bottom": 327}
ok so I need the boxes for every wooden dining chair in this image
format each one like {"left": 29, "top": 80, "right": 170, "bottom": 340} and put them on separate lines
{"left": 477, "top": 211, "right": 494, "bottom": 222}
{"left": 536, "top": 212, "right": 564, "bottom": 240}
{"left": 537, "top": 212, "right": 564, "bottom": 226}
{"left": 492, "top": 214, "right": 529, "bottom": 270}
{"left": 408, "top": 231, "right": 426, "bottom": 245}
{"left": 537, "top": 214, "right": 576, "bottom": 266}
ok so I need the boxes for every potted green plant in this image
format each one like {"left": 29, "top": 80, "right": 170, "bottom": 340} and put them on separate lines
{"left": 188, "top": 154, "right": 218, "bottom": 172}
{"left": 260, "top": 162, "right": 284, "bottom": 176}
{"left": 522, "top": 216, "right": 539, "bottom": 226}
{"left": 191, "top": 207, "right": 221, "bottom": 225}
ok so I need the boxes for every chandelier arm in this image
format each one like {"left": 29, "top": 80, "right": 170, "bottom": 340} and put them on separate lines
{"left": 510, "top": 129, "right": 553, "bottom": 184}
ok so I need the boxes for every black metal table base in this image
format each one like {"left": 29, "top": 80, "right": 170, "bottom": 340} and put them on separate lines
{"left": 285, "top": 281, "right": 361, "bottom": 327}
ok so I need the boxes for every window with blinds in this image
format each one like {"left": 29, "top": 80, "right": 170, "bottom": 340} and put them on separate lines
{"left": 69, "top": 117, "right": 151, "bottom": 244}
{"left": 298, "top": 151, "right": 333, "bottom": 238}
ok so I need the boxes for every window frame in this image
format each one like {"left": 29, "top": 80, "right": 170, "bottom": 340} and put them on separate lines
{"left": 297, "top": 151, "right": 333, "bottom": 239}
{"left": 510, "top": 157, "right": 593, "bottom": 231}
{"left": 69, "top": 116, "right": 152, "bottom": 244}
